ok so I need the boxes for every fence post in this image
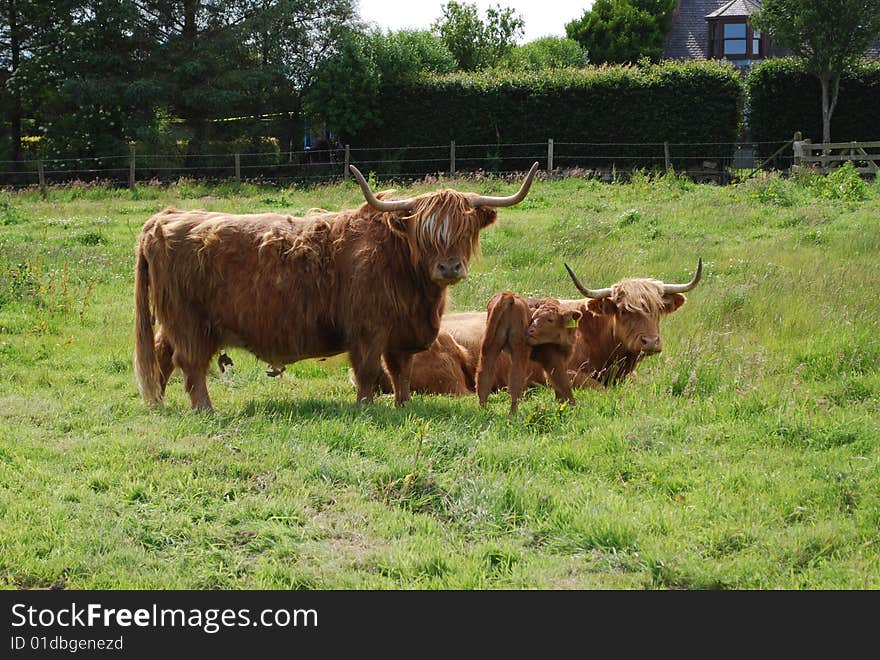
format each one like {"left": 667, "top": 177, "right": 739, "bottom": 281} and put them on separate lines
{"left": 129, "top": 144, "right": 136, "bottom": 189}
{"left": 450, "top": 141, "right": 456, "bottom": 177}
{"left": 801, "top": 138, "right": 812, "bottom": 172}
{"left": 344, "top": 144, "right": 350, "bottom": 182}
{"left": 792, "top": 131, "right": 804, "bottom": 171}
{"left": 664, "top": 142, "right": 671, "bottom": 172}
{"left": 234, "top": 153, "right": 241, "bottom": 183}
{"left": 37, "top": 160, "right": 45, "bottom": 196}
{"left": 547, "top": 138, "right": 554, "bottom": 174}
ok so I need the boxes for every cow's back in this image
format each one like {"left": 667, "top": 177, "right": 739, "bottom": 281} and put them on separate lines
{"left": 138, "top": 208, "right": 347, "bottom": 365}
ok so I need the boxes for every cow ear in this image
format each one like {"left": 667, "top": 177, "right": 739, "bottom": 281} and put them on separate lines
{"left": 587, "top": 298, "right": 616, "bottom": 315}
{"left": 567, "top": 310, "right": 582, "bottom": 325}
{"left": 477, "top": 207, "right": 497, "bottom": 228}
{"left": 662, "top": 293, "right": 686, "bottom": 314}
{"left": 386, "top": 214, "right": 409, "bottom": 235}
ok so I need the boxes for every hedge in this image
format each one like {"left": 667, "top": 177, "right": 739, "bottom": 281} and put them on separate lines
{"left": 746, "top": 58, "right": 880, "bottom": 161}
{"left": 350, "top": 60, "right": 744, "bottom": 176}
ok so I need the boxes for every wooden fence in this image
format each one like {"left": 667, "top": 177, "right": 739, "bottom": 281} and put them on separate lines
{"left": 793, "top": 136, "right": 880, "bottom": 175}
{"left": 1, "top": 139, "right": 757, "bottom": 191}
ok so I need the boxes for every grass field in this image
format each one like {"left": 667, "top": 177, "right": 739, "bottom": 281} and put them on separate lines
{"left": 1, "top": 167, "right": 879, "bottom": 589}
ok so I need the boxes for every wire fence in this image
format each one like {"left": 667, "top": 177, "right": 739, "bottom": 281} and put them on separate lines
{"left": 0, "top": 139, "right": 798, "bottom": 190}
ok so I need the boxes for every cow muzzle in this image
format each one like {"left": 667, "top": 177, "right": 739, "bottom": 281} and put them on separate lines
{"left": 639, "top": 335, "right": 662, "bottom": 354}
{"left": 526, "top": 327, "right": 539, "bottom": 345}
{"left": 432, "top": 258, "right": 466, "bottom": 284}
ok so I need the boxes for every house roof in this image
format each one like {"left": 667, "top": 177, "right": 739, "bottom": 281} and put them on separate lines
{"left": 705, "top": 0, "right": 762, "bottom": 19}
{"left": 663, "top": 0, "right": 730, "bottom": 60}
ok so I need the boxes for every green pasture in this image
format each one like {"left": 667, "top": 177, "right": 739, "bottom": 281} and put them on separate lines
{"left": 1, "top": 168, "right": 878, "bottom": 589}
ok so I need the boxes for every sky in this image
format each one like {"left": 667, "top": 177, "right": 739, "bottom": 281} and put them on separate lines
{"left": 356, "top": 0, "right": 596, "bottom": 44}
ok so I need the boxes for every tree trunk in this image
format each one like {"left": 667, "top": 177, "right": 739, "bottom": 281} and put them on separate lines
{"left": 819, "top": 69, "right": 841, "bottom": 145}
{"left": 181, "top": 0, "right": 207, "bottom": 157}
{"left": 8, "top": 0, "right": 23, "bottom": 164}
{"left": 819, "top": 72, "right": 831, "bottom": 144}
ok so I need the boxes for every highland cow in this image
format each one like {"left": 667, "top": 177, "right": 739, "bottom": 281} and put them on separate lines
{"left": 133, "top": 163, "right": 538, "bottom": 411}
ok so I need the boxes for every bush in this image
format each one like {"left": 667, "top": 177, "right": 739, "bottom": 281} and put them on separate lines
{"left": 351, "top": 60, "right": 744, "bottom": 176}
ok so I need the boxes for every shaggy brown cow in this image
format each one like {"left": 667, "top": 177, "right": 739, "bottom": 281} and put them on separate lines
{"left": 562, "top": 259, "right": 702, "bottom": 386}
{"left": 133, "top": 162, "right": 539, "bottom": 411}
{"left": 378, "top": 260, "right": 702, "bottom": 395}
{"left": 476, "top": 293, "right": 581, "bottom": 413}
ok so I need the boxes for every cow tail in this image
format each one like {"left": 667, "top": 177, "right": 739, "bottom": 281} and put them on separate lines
{"left": 484, "top": 293, "right": 514, "bottom": 347}
{"left": 133, "top": 246, "right": 163, "bottom": 404}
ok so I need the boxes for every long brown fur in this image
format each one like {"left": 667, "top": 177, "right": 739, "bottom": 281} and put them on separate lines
{"left": 133, "top": 193, "right": 498, "bottom": 411}
{"left": 476, "top": 293, "right": 580, "bottom": 414}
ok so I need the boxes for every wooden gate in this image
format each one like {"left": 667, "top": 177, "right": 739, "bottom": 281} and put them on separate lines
{"left": 793, "top": 138, "right": 880, "bottom": 175}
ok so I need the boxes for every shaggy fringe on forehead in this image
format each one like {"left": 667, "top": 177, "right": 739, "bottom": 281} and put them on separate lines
{"left": 611, "top": 278, "right": 666, "bottom": 313}
{"left": 531, "top": 298, "right": 564, "bottom": 320}
{"left": 402, "top": 190, "right": 483, "bottom": 257}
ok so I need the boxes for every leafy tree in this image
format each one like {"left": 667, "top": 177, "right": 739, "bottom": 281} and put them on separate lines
{"left": 0, "top": 1, "right": 80, "bottom": 162}
{"left": 304, "top": 29, "right": 379, "bottom": 141}
{"left": 432, "top": 1, "right": 524, "bottom": 71}
{"left": 371, "top": 29, "right": 456, "bottom": 81}
{"left": 305, "top": 29, "right": 456, "bottom": 141}
{"left": 138, "top": 0, "right": 357, "bottom": 153}
{"left": 22, "top": 1, "right": 164, "bottom": 160}
{"left": 752, "top": 0, "right": 880, "bottom": 143}
{"left": 565, "top": 0, "right": 676, "bottom": 65}
{"left": 504, "top": 37, "right": 588, "bottom": 71}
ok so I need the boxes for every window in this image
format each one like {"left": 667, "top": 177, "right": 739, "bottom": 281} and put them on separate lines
{"left": 723, "top": 23, "right": 747, "bottom": 55}
{"left": 708, "top": 19, "right": 765, "bottom": 60}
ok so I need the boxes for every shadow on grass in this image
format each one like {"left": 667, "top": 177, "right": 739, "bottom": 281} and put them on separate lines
{"left": 229, "top": 395, "right": 491, "bottom": 430}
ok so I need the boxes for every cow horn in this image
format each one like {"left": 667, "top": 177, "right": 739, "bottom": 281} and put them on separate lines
{"left": 564, "top": 263, "right": 613, "bottom": 299}
{"left": 469, "top": 162, "right": 540, "bottom": 208}
{"left": 349, "top": 165, "right": 416, "bottom": 212}
{"left": 662, "top": 258, "right": 703, "bottom": 294}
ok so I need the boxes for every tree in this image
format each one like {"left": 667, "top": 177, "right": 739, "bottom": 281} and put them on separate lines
{"left": 752, "top": 0, "right": 880, "bottom": 143}
{"left": 24, "top": 1, "right": 165, "bottom": 160}
{"left": 371, "top": 29, "right": 456, "bottom": 81}
{"left": 139, "top": 0, "right": 357, "bottom": 153}
{"left": 504, "top": 36, "right": 588, "bottom": 71}
{"left": 305, "top": 29, "right": 456, "bottom": 141}
{"left": 432, "top": 1, "right": 524, "bottom": 71}
{"left": 565, "top": 0, "right": 676, "bottom": 65}
{"left": 0, "top": 1, "right": 79, "bottom": 162}
{"left": 304, "top": 28, "right": 379, "bottom": 141}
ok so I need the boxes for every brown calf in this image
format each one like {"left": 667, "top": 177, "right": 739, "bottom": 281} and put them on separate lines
{"left": 476, "top": 293, "right": 581, "bottom": 413}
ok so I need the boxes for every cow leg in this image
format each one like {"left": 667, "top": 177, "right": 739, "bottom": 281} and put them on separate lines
{"left": 507, "top": 346, "right": 530, "bottom": 415}
{"left": 376, "top": 368, "right": 394, "bottom": 395}
{"left": 174, "top": 353, "right": 214, "bottom": 412}
{"left": 155, "top": 331, "right": 175, "bottom": 397}
{"left": 350, "top": 343, "right": 384, "bottom": 404}
{"left": 349, "top": 366, "right": 393, "bottom": 395}
{"left": 383, "top": 351, "right": 414, "bottom": 406}
{"left": 476, "top": 343, "right": 502, "bottom": 407}
{"left": 544, "top": 353, "right": 576, "bottom": 405}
